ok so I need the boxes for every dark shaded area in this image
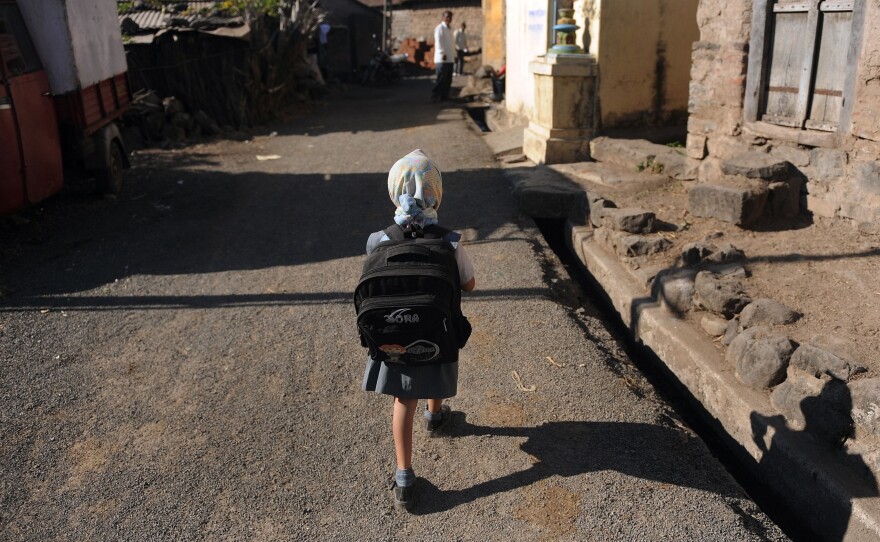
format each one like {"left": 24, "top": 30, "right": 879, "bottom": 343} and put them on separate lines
{"left": 751, "top": 380, "right": 878, "bottom": 542}
{"left": 465, "top": 106, "right": 490, "bottom": 132}
{"left": 0, "top": 164, "right": 512, "bottom": 300}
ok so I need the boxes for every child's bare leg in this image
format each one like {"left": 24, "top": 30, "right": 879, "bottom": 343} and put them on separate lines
{"left": 392, "top": 397, "right": 418, "bottom": 469}
{"left": 427, "top": 398, "right": 444, "bottom": 413}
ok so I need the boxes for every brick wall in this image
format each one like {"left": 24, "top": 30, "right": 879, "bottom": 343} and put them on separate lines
{"left": 390, "top": 6, "right": 483, "bottom": 51}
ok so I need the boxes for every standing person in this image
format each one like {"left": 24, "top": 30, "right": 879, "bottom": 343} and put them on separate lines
{"left": 432, "top": 11, "right": 455, "bottom": 101}
{"left": 453, "top": 22, "right": 468, "bottom": 75}
{"left": 317, "top": 22, "right": 331, "bottom": 80}
{"left": 360, "top": 149, "right": 476, "bottom": 511}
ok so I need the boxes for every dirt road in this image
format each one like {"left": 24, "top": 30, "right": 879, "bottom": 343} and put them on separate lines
{"left": 0, "top": 78, "right": 787, "bottom": 540}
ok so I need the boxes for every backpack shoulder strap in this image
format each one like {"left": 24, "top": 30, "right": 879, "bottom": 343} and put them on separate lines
{"left": 422, "top": 224, "right": 452, "bottom": 239}
{"left": 383, "top": 224, "right": 406, "bottom": 241}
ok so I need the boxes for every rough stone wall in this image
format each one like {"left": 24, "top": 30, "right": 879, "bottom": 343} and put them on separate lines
{"left": 687, "top": 0, "right": 880, "bottom": 231}
{"left": 390, "top": 6, "right": 483, "bottom": 49}
{"left": 851, "top": 1, "right": 880, "bottom": 143}
{"left": 687, "top": 0, "right": 751, "bottom": 140}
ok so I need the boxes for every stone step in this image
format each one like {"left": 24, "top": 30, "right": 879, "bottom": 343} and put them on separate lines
{"left": 688, "top": 177, "right": 768, "bottom": 226}
{"left": 589, "top": 136, "right": 700, "bottom": 180}
{"left": 550, "top": 160, "right": 672, "bottom": 191}
{"left": 721, "top": 152, "right": 794, "bottom": 180}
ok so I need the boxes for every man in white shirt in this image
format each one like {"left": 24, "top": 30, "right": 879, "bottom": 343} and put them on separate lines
{"left": 453, "top": 22, "right": 468, "bottom": 75}
{"left": 432, "top": 11, "right": 454, "bottom": 101}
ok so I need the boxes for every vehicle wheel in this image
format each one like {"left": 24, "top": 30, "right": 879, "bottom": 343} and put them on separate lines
{"left": 96, "top": 140, "right": 124, "bottom": 194}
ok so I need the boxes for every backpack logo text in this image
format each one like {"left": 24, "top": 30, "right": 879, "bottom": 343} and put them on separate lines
{"left": 384, "top": 308, "right": 420, "bottom": 324}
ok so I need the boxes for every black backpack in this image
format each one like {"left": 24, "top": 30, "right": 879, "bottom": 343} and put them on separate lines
{"left": 354, "top": 224, "right": 472, "bottom": 365}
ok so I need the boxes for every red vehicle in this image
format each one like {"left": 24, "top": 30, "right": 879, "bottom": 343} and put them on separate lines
{"left": 0, "top": 0, "right": 131, "bottom": 216}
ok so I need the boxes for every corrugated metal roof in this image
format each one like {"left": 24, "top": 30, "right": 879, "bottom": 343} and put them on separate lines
{"left": 118, "top": 1, "right": 242, "bottom": 32}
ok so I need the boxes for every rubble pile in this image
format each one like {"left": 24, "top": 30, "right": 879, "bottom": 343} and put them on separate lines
{"left": 587, "top": 189, "right": 876, "bottom": 454}
{"left": 122, "top": 90, "right": 244, "bottom": 149}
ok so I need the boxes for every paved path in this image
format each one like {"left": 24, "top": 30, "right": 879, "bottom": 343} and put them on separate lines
{"left": 0, "top": 78, "right": 786, "bottom": 540}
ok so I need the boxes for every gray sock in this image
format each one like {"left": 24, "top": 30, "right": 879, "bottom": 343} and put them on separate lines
{"left": 395, "top": 468, "right": 415, "bottom": 487}
{"left": 425, "top": 408, "right": 442, "bottom": 421}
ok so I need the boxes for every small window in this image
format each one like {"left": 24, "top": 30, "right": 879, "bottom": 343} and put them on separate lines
{"left": 0, "top": 6, "right": 42, "bottom": 80}
{"left": 745, "top": 0, "right": 866, "bottom": 135}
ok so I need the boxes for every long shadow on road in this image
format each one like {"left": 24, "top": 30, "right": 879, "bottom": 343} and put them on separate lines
{"left": 412, "top": 418, "right": 746, "bottom": 515}
{"left": 0, "top": 165, "right": 516, "bottom": 299}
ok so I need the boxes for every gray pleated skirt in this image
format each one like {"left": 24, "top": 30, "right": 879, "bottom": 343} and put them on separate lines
{"left": 362, "top": 357, "right": 458, "bottom": 399}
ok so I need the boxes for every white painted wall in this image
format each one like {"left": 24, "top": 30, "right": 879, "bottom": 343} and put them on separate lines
{"left": 18, "top": 0, "right": 127, "bottom": 94}
{"left": 505, "top": 0, "right": 551, "bottom": 118}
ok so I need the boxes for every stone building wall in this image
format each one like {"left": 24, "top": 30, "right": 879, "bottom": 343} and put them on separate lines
{"left": 390, "top": 5, "right": 483, "bottom": 51}
{"left": 686, "top": 0, "right": 880, "bottom": 231}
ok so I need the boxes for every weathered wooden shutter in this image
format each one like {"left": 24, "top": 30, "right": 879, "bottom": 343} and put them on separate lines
{"left": 807, "top": 1, "right": 853, "bottom": 131}
{"left": 760, "top": 0, "right": 854, "bottom": 131}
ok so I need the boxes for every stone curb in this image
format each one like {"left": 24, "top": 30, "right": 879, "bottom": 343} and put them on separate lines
{"left": 568, "top": 223, "right": 880, "bottom": 541}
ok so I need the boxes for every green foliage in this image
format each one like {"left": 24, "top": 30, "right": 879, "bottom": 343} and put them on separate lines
{"left": 636, "top": 157, "right": 665, "bottom": 174}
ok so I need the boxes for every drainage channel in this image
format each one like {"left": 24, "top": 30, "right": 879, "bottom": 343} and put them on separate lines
{"left": 532, "top": 217, "right": 807, "bottom": 541}
{"left": 466, "top": 106, "right": 491, "bottom": 133}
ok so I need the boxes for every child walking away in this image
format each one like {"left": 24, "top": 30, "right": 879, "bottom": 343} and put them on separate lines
{"left": 356, "top": 149, "right": 476, "bottom": 512}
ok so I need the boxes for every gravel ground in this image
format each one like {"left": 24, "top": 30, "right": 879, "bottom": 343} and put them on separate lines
{"left": 0, "top": 77, "right": 787, "bottom": 541}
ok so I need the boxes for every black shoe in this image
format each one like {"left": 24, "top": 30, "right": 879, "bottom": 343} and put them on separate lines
{"left": 425, "top": 404, "right": 451, "bottom": 436}
{"left": 391, "top": 479, "right": 414, "bottom": 511}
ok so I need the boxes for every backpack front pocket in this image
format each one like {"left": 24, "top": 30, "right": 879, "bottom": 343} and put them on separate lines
{"left": 357, "top": 296, "right": 456, "bottom": 364}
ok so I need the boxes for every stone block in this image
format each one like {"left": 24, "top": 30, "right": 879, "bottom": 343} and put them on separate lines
{"left": 694, "top": 270, "right": 751, "bottom": 317}
{"left": 809, "top": 148, "right": 848, "bottom": 183}
{"left": 770, "top": 145, "right": 811, "bottom": 168}
{"left": 705, "top": 263, "right": 748, "bottom": 278}
{"left": 701, "top": 314, "right": 729, "bottom": 337}
{"left": 771, "top": 369, "right": 853, "bottom": 444}
{"left": 595, "top": 228, "right": 673, "bottom": 258}
{"left": 805, "top": 194, "right": 839, "bottom": 218}
{"left": 722, "top": 316, "right": 740, "bottom": 345}
{"left": 588, "top": 195, "right": 615, "bottom": 227}
{"left": 589, "top": 137, "right": 699, "bottom": 180}
{"left": 851, "top": 378, "right": 880, "bottom": 438}
{"left": 601, "top": 208, "right": 655, "bottom": 234}
{"left": 791, "top": 343, "right": 866, "bottom": 382}
{"left": 687, "top": 115, "right": 719, "bottom": 136}
{"left": 686, "top": 134, "right": 707, "bottom": 159}
{"left": 681, "top": 242, "right": 717, "bottom": 265}
{"left": 740, "top": 298, "right": 802, "bottom": 328}
{"left": 767, "top": 178, "right": 803, "bottom": 219}
{"left": 688, "top": 179, "right": 768, "bottom": 225}
{"left": 839, "top": 197, "right": 880, "bottom": 223}
{"left": 523, "top": 126, "right": 591, "bottom": 165}
{"left": 652, "top": 268, "right": 697, "bottom": 314}
{"left": 705, "top": 242, "right": 745, "bottom": 264}
{"left": 721, "top": 152, "right": 792, "bottom": 180}
{"left": 707, "top": 136, "right": 752, "bottom": 161}
{"left": 856, "top": 161, "right": 880, "bottom": 196}
{"left": 512, "top": 176, "right": 585, "bottom": 219}
{"left": 697, "top": 157, "right": 724, "bottom": 183}
{"left": 727, "top": 326, "right": 794, "bottom": 389}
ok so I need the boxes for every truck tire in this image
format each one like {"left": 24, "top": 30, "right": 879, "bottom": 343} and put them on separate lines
{"left": 96, "top": 140, "right": 124, "bottom": 194}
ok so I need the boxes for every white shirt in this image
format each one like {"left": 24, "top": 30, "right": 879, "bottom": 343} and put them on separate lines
{"left": 434, "top": 21, "right": 454, "bottom": 64}
{"left": 454, "top": 28, "right": 468, "bottom": 52}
